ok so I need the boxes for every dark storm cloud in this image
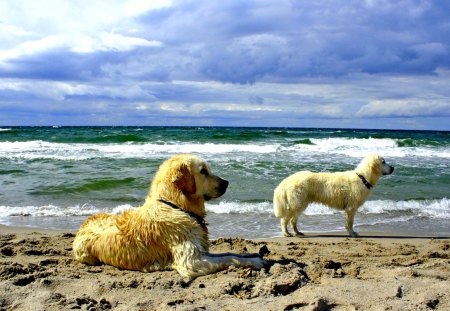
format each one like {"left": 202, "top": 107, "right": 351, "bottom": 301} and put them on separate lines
{"left": 131, "top": 0, "right": 450, "bottom": 83}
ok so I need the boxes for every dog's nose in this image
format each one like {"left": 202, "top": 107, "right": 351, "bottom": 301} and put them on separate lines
{"left": 218, "top": 178, "right": 229, "bottom": 193}
{"left": 384, "top": 165, "right": 394, "bottom": 175}
{"left": 217, "top": 177, "right": 229, "bottom": 195}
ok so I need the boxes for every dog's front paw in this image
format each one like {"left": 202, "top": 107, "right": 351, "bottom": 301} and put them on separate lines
{"left": 258, "top": 245, "right": 270, "bottom": 257}
{"left": 251, "top": 257, "right": 267, "bottom": 270}
{"left": 247, "top": 254, "right": 267, "bottom": 269}
{"left": 349, "top": 231, "right": 360, "bottom": 238}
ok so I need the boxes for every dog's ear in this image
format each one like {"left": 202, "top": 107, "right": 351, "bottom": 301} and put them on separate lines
{"left": 173, "top": 163, "right": 197, "bottom": 196}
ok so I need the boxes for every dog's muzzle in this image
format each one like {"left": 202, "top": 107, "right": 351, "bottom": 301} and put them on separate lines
{"left": 204, "top": 177, "right": 229, "bottom": 201}
{"left": 383, "top": 165, "right": 394, "bottom": 175}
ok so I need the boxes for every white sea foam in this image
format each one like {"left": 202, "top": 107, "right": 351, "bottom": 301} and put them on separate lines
{"left": 0, "top": 204, "right": 103, "bottom": 217}
{"left": 207, "top": 201, "right": 337, "bottom": 215}
{"left": 95, "top": 142, "right": 278, "bottom": 156}
{"left": 1, "top": 200, "right": 448, "bottom": 237}
{"left": 111, "top": 204, "right": 135, "bottom": 214}
{"left": 358, "top": 199, "right": 450, "bottom": 219}
{"left": 0, "top": 204, "right": 137, "bottom": 218}
{"left": 0, "top": 136, "right": 448, "bottom": 161}
{"left": 0, "top": 141, "right": 280, "bottom": 160}
{"left": 206, "top": 198, "right": 450, "bottom": 218}
{"left": 207, "top": 201, "right": 273, "bottom": 214}
{"left": 0, "top": 199, "right": 448, "bottom": 219}
{"left": 284, "top": 137, "right": 450, "bottom": 159}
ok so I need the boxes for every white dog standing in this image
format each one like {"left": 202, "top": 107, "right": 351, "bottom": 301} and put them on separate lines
{"left": 273, "top": 153, "right": 394, "bottom": 237}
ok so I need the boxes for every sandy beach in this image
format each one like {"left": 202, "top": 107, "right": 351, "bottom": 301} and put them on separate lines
{"left": 0, "top": 225, "right": 448, "bottom": 311}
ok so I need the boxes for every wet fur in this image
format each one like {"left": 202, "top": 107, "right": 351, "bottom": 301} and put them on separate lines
{"left": 273, "top": 153, "right": 394, "bottom": 237}
{"left": 73, "top": 154, "right": 265, "bottom": 278}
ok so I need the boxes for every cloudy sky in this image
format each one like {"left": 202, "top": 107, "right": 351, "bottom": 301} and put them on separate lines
{"left": 1, "top": 0, "right": 449, "bottom": 130}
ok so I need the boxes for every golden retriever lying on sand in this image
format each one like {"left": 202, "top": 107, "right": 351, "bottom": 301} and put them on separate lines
{"left": 73, "top": 154, "right": 265, "bottom": 278}
{"left": 273, "top": 153, "right": 394, "bottom": 237}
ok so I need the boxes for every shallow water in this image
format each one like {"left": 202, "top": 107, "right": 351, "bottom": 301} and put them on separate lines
{"left": 1, "top": 126, "right": 449, "bottom": 237}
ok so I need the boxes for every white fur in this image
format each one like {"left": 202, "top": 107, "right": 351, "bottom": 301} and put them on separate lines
{"left": 273, "top": 153, "right": 394, "bottom": 237}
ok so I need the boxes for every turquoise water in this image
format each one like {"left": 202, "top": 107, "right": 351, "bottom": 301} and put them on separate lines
{"left": 0, "top": 126, "right": 449, "bottom": 238}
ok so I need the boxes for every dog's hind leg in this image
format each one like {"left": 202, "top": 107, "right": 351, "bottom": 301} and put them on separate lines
{"left": 281, "top": 217, "right": 292, "bottom": 237}
{"left": 72, "top": 243, "right": 100, "bottom": 266}
{"left": 290, "top": 214, "right": 304, "bottom": 237}
{"left": 345, "top": 207, "right": 360, "bottom": 237}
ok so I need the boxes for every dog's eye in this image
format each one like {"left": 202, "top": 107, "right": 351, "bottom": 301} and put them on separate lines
{"left": 200, "top": 168, "right": 208, "bottom": 176}
{"left": 381, "top": 159, "right": 386, "bottom": 164}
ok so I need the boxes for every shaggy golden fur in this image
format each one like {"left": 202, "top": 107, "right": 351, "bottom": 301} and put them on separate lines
{"left": 73, "top": 154, "right": 265, "bottom": 278}
{"left": 273, "top": 153, "right": 394, "bottom": 237}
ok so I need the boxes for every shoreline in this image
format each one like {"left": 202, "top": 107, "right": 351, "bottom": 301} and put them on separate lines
{"left": 1, "top": 225, "right": 449, "bottom": 310}
{"left": 1, "top": 224, "right": 449, "bottom": 240}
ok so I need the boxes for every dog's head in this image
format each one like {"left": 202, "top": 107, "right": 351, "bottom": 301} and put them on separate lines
{"left": 149, "top": 154, "right": 228, "bottom": 205}
{"left": 172, "top": 154, "right": 229, "bottom": 201}
{"left": 356, "top": 153, "right": 394, "bottom": 185}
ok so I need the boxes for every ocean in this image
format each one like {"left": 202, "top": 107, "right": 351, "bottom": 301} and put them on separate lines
{"left": 0, "top": 126, "right": 449, "bottom": 239}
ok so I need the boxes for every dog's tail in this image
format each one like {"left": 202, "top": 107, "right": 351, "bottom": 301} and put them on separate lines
{"left": 273, "top": 185, "right": 286, "bottom": 218}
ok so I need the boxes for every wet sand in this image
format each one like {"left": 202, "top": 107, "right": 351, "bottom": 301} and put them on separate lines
{"left": 0, "top": 225, "right": 449, "bottom": 310}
